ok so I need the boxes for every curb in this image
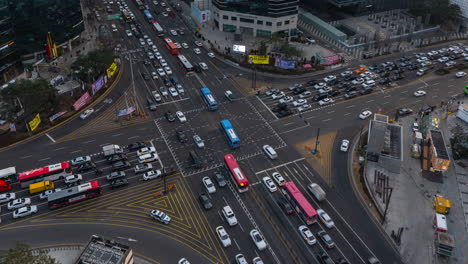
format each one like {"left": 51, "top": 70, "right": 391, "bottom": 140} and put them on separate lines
{"left": 0, "top": 59, "right": 125, "bottom": 153}
{"left": 347, "top": 130, "right": 406, "bottom": 263}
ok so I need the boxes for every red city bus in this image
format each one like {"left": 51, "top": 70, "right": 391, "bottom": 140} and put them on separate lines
{"left": 282, "top": 181, "right": 318, "bottom": 225}
{"left": 48, "top": 181, "right": 102, "bottom": 209}
{"left": 19, "top": 162, "right": 72, "bottom": 188}
{"left": 164, "top": 38, "right": 179, "bottom": 55}
{"left": 224, "top": 154, "right": 248, "bottom": 193}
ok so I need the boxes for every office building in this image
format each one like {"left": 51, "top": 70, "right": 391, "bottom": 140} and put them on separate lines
{"left": 75, "top": 235, "right": 134, "bottom": 264}
{"left": 0, "top": 0, "right": 84, "bottom": 84}
{"left": 211, "top": 0, "right": 299, "bottom": 37}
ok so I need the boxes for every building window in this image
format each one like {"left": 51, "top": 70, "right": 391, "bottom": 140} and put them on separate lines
{"left": 266, "top": 21, "right": 272, "bottom": 26}
{"left": 239, "top": 18, "right": 254, "bottom": 23}
{"left": 223, "top": 15, "right": 228, "bottom": 20}
{"left": 256, "top": 29, "right": 271, "bottom": 38}
{"left": 222, "top": 24, "right": 237, "bottom": 32}
{"left": 257, "top": 20, "right": 263, "bottom": 25}
{"left": 285, "top": 20, "right": 290, "bottom": 25}
{"left": 231, "top": 16, "right": 237, "bottom": 21}
{"left": 277, "top": 22, "right": 282, "bottom": 26}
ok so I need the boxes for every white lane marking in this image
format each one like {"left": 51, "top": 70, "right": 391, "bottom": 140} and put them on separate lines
{"left": 433, "top": 82, "right": 440, "bottom": 85}
{"left": 284, "top": 122, "right": 295, "bottom": 126}
{"left": 53, "top": 147, "right": 66, "bottom": 151}
{"left": 383, "top": 95, "right": 391, "bottom": 98}
{"left": 20, "top": 155, "right": 32, "bottom": 159}
{"left": 233, "top": 238, "right": 241, "bottom": 251}
{"left": 415, "top": 99, "right": 422, "bottom": 103}
{"left": 383, "top": 102, "right": 390, "bottom": 104}
{"left": 280, "top": 124, "right": 310, "bottom": 135}
{"left": 432, "top": 95, "right": 438, "bottom": 98}
{"left": 346, "top": 105, "right": 355, "bottom": 108}
{"left": 38, "top": 157, "right": 51, "bottom": 162}
{"left": 322, "top": 118, "right": 331, "bottom": 122}
{"left": 344, "top": 113, "right": 351, "bottom": 116}
{"left": 366, "top": 100, "right": 374, "bottom": 103}
{"left": 400, "top": 90, "right": 408, "bottom": 93}
{"left": 157, "top": 97, "right": 190, "bottom": 106}
{"left": 448, "top": 84, "right": 454, "bottom": 87}
{"left": 255, "top": 158, "right": 305, "bottom": 175}
{"left": 128, "top": 135, "right": 140, "bottom": 140}
{"left": 82, "top": 139, "right": 96, "bottom": 144}
{"left": 327, "top": 110, "right": 335, "bottom": 114}
{"left": 70, "top": 150, "right": 82, "bottom": 154}
{"left": 448, "top": 79, "right": 455, "bottom": 82}
{"left": 45, "top": 133, "right": 56, "bottom": 143}
{"left": 255, "top": 96, "right": 278, "bottom": 120}
{"left": 306, "top": 116, "right": 316, "bottom": 120}
{"left": 112, "top": 133, "right": 124, "bottom": 137}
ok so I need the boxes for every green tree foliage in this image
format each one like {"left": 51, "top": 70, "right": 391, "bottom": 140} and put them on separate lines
{"left": 0, "top": 79, "right": 58, "bottom": 121}
{"left": 71, "top": 50, "right": 114, "bottom": 83}
{"left": 411, "top": 0, "right": 463, "bottom": 27}
{"left": 0, "top": 243, "right": 59, "bottom": 264}
{"left": 279, "top": 42, "right": 302, "bottom": 59}
{"left": 258, "top": 41, "right": 268, "bottom": 55}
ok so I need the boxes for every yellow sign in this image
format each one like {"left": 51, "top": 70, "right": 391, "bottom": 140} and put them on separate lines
{"left": 106, "top": 62, "right": 117, "bottom": 78}
{"left": 248, "top": 55, "right": 270, "bottom": 65}
{"left": 29, "top": 113, "right": 41, "bottom": 131}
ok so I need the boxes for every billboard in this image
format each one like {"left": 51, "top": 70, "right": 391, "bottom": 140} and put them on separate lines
{"left": 106, "top": 62, "right": 117, "bottom": 78}
{"left": 233, "top": 45, "right": 246, "bottom": 53}
{"left": 28, "top": 113, "right": 41, "bottom": 132}
{"left": 73, "top": 91, "right": 92, "bottom": 111}
{"left": 91, "top": 75, "right": 106, "bottom": 95}
{"left": 117, "top": 106, "right": 137, "bottom": 117}
{"left": 279, "top": 59, "right": 296, "bottom": 69}
{"left": 319, "top": 54, "right": 342, "bottom": 65}
{"left": 248, "top": 55, "right": 270, "bottom": 65}
{"left": 191, "top": 2, "right": 210, "bottom": 23}
{"left": 49, "top": 111, "right": 67, "bottom": 122}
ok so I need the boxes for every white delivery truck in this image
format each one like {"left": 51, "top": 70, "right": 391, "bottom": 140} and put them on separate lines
{"left": 308, "top": 183, "right": 326, "bottom": 201}
{"left": 102, "top": 144, "right": 123, "bottom": 157}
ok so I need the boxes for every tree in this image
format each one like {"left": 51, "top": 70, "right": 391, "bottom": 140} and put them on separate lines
{"left": 258, "top": 41, "right": 268, "bottom": 55}
{"left": 71, "top": 50, "right": 114, "bottom": 83}
{"left": 0, "top": 243, "right": 59, "bottom": 264}
{"left": 0, "top": 79, "right": 58, "bottom": 121}
{"left": 279, "top": 42, "right": 301, "bottom": 59}
{"left": 410, "top": 0, "right": 462, "bottom": 29}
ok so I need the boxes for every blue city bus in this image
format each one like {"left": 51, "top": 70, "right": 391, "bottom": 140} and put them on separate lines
{"left": 143, "top": 10, "right": 154, "bottom": 23}
{"left": 220, "top": 120, "right": 240, "bottom": 149}
{"left": 200, "top": 88, "right": 219, "bottom": 111}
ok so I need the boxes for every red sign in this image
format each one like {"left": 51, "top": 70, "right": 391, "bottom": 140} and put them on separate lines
{"left": 73, "top": 91, "right": 92, "bottom": 111}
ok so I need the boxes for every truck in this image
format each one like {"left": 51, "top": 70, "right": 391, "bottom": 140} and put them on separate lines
{"left": 0, "top": 167, "right": 17, "bottom": 183}
{"left": 434, "top": 194, "right": 451, "bottom": 214}
{"left": 102, "top": 144, "right": 123, "bottom": 157}
{"left": 29, "top": 181, "right": 54, "bottom": 194}
{"left": 225, "top": 90, "right": 235, "bottom": 101}
{"left": 307, "top": 183, "right": 326, "bottom": 201}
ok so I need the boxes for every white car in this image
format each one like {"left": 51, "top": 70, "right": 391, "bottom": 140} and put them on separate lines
{"left": 80, "top": 108, "right": 94, "bottom": 119}
{"left": 65, "top": 174, "right": 83, "bottom": 184}
{"left": 314, "top": 82, "right": 326, "bottom": 89}
{"left": 164, "top": 66, "right": 173, "bottom": 75}
{"left": 222, "top": 206, "right": 238, "bottom": 226}
{"left": 39, "top": 188, "right": 62, "bottom": 200}
{"left": 160, "top": 59, "right": 168, "bottom": 67}
{"left": 438, "top": 57, "right": 449, "bottom": 63}
{"left": 143, "top": 34, "right": 149, "bottom": 39}
{"left": 174, "top": 42, "right": 182, "bottom": 49}
{"left": 279, "top": 96, "right": 293, "bottom": 104}
{"left": 216, "top": 226, "right": 232, "bottom": 247}
{"left": 207, "top": 52, "right": 215, "bottom": 58}
{"left": 147, "top": 52, "right": 154, "bottom": 60}
{"left": 176, "top": 111, "right": 186, "bottom": 122}
{"left": 456, "top": 71, "right": 467, "bottom": 78}
{"left": 176, "top": 84, "right": 185, "bottom": 94}
{"left": 151, "top": 45, "right": 158, "bottom": 52}
{"left": 193, "top": 135, "right": 204, "bottom": 148}
{"left": 125, "top": 30, "right": 132, "bottom": 37}
{"left": 298, "top": 225, "right": 316, "bottom": 245}
{"left": 298, "top": 104, "right": 311, "bottom": 112}
{"left": 195, "top": 41, "right": 203, "bottom": 47}
{"left": 272, "top": 92, "right": 285, "bottom": 99}
{"left": 182, "top": 42, "right": 189, "bottom": 49}
{"left": 323, "top": 75, "right": 336, "bottom": 82}
{"left": 199, "top": 62, "right": 208, "bottom": 70}
{"left": 352, "top": 78, "right": 364, "bottom": 85}
{"left": 271, "top": 172, "right": 285, "bottom": 186}
{"left": 139, "top": 38, "right": 145, "bottom": 46}
{"left": 253, "top": 257, "right": 264, "bottom": 264}
{"left": 299, "top": 91, "right": 312, "bottom": 98}
{"left": 169, "top": 87, "right": 178, "bottom": 97}
{"left": 340, "top": 139, "right": 350, "bottom": 152}
{"left": 162, "top": 12, "right": 168, "bottom": 16}
{"left": 151, "top": 71, "right": 158, "bottom": 79}
{"left": 250, "top": 229, "right": 267, "bottom": 251}
{"left": 150, "top": 209, "right": 171, "bottom": 224}
{"left": 8, "top": 198, "right": 31, "bottom": 210}
{"left": 71, "top": 155, "right": 91, "bottom": 166}
{"left": 13, "top": 206, "right": 38, "bottom": 219}
{"left": 317, "top": 209, "right": 335, "bottom": 228}
{"left": 318, "top": 98, "right": 334, "bottom": 106}
{"left": 202, "top": 176, "right": 216, "bottom": 194}
{"left": 137, "top": 147, "right": 156, "bottom": 156}
{"left": 413, "top": 90, "right": 427, "bottom": 97}
{"left": 138, "top": 153, "right": 158, "bottom": 163}
{"left": 0, "top": 193, "right": 15, "bottom": 204}
{"left": 111, "top": 24, "right": 117, "bottom": 32}
{"left": 446, "top": 61, "right": 456, "bottom": 67}
{"left": 143, "top": 170, "right": 162, "bottom": 180}
{"left": 160, "top": 86, "right": 168, "bottom": 96}
{"left": 155, "top": 52, "right": 163, "bottom": 60}
{"left": 263, "top": 144, "right": 278, "bottom": 159}
{"left": 293, "top": 99, "right": 307, "bottom": 107}
{"left": 235, "top": 254, "right": 248, "bottom": 264}
{"left": 262, "top": 177, "right": 277, "bottom": 192}
{"left": 134, "top": 163, "right": 153, "bottom": 174}
{"left": 178, "top": 258, "right": 190, "bottom": 264}
{"left": 157, "top": 68, "right": 166, "bottom": 77}
{"left": 194, "top": 48, "right": 201, "bottom": 54}
{"left": 359, "top": 110, "right": 372, "bottom": 120}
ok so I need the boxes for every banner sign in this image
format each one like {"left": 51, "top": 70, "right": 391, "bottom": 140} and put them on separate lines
{"left": 73, "top": 91, "right": 92, "bottom": 111}
{"left": 117, "top": 106, "right": 137, "bottom": 117}
{"left": 29, "top": 113, "right": 41, "bottom": 131}
{"left": 9, "top": 123, "right": 16, "bottom": 132}
{"left": 248, "top": 55, "right": 270, "bottom": 65}
{"left": 106, "top": 62, "right": 117, "bottom": 78}
{"left": 279, "top": 59, "right": 296, "bottom": 69}
{"left": 91, "top": 75, "right": 106, "bottom": 95}
{"left": 320, "top": 54, "right": 341, "bottom": 65}
{"left": 49, "top": 111, "right": 67, "bottom": 122}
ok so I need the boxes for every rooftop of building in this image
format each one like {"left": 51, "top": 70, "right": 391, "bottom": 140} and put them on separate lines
{"left": 430, "top": 130, "right": 449, "bottom": 160}
{"left": 368, "top": 115, "right": 402, "bottom": 160}
{"left": 75, "top": 235, "right": 131, "bottom": 264}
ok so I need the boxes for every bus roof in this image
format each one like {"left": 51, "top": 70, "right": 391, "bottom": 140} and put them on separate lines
{"left": 19, "top": 162, "right": 69, "bottom": 180}
{"left": 0, "top": 167, "right": 16, "bottom": 178}
{"left": 48, "top": 181, "right": 100, "bottom": 201}
{"left": 284, "top": 181, "right": 317, "bottom": 217}
{"left": 224, "top": 154, "right": 248, "bottom": 185}
{"left": 220, "top": 120, "right": 233, "bottom": 128}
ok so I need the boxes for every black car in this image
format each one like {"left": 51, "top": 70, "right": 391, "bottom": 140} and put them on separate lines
{"left": 143, "top": 59, "right": 150, "bottom": 66}
{"left": 398, "top": 108, "right": 413, "bottom": 116}
{"left": 337, "top": 82, "right": 350, "bottom": 89}
{"left": 393, "top": 68, "right": 404, "bottom": 74}
{"left": 105, "top": 171, "right": 126, "bottom": 181}
{"left": 127, "top": 142, "right": 146, "bottom": 151}
{"left": 147, "top": 98, "right": 157, "bottom": 111}
{"left": 327, "top": 90, "right": 340, "bottom": 97}
{"left": 344, "top": 91, "right": 358, "bottom": 99}
{"left": 374, "top": 68, "right": 384, "bottom": 74}
{"left": 345, "top": 86, "right": 357, "bottom": 92}
{"left": 178, "top": 30, "right": 185, "bottom": 35}
{"left": 313, "top": 93, "right": 329, "bottom": 102}
{"left": 276, "top": 110, "right": 291, "bottom": 118}
{"left": 292, "top": 87, "right": 306, "bottom": 95}
{"left": 277, "top": 198, "right": 294, "bottom": 215}
{"left": 344, "top": 75, "right": 356, "bottom": 81}
{"left": 142, "top": 72, "right": 150, "bottom": 80}
{"left": 194, "top": 65, "right": 202, "bottom": 73}
{"left": 165, "top": 111, "right": 175, "bottom": 122}
{"left": 272, "top": 103, "right": 287, "bottom": 112}
{"left": 163, "top": 77, "right": 171, "bottom": 87}
{"left": 170, "top": 76, "right": 178, "bottom": 85}
{"left": 107, "top": 153, "right": 127, "bottom": 163}
{"left": 379, "top": 78, "right": 390, "bottom": 85}
{"left": 111, "top": 160, "right": 131, "bottom": 171}
{"left": 316, "top": 252, "right": 334, "bottom": 264}
{"left": 326, "top": 79, "right": 338, "bottom": 85}
{"left": 400, "top": 56, "right": 410, "bottom": 61}
{"left": 380, "top": 72, "right": 389, "bottom": 78}
{"left": 77, "top": 162, "right": 96, "bottom": 173}
{"left": 177, "top": 131, "right": 188, "bottom": 143}
{"left": 306, "top": 80, "right": 317, "bottom": 86}
{"left": 336, "top": 258, "right": 350, "bottom": 264}
{"left": 318, "top": 230, "right": 335, "bottom": 248}
{"left": 392, "top": 74, "right": 404, "bottom": 81}
{"left": 110, "top": 178, "right": 129, "bottom": 190}
{"left": 359, "top": 88, "right": 373, "bottom": 95}
{"left": 199, "top": 193, "right": 213, "bottom": 210}
{"left": 214, "top": 172, "right": 227, "bottom": 187}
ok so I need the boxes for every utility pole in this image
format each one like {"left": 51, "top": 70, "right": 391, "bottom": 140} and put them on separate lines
{"left": 129, "top": 54, "right": 138, "bottom": 116}
{"left": 312, "top": 127, "right": 320, "bottom": 155}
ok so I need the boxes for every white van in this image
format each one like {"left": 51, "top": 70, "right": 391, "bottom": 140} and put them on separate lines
{"left": 362, "top": 80, "right": 376, "bottom": 88}
{"left": 434, "top": 213, "right": 447, "bottom": 232}
{"left": 262, "top": 145, "right": 278, "bottom": 159}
